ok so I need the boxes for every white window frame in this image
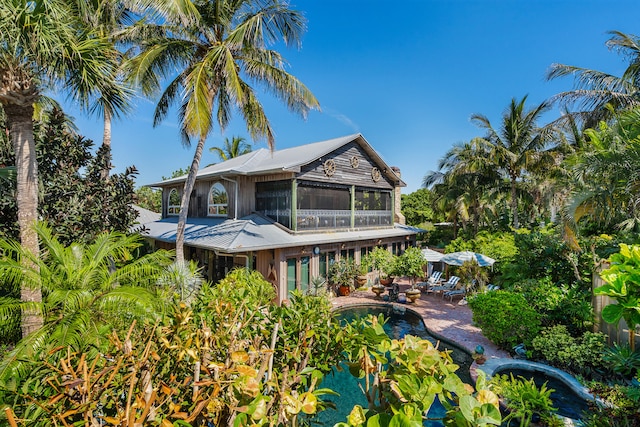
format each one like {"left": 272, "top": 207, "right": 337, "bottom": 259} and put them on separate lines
{"left": 208, "top": 182, "right": 228, "bottom": 216}
{"left": 168, "top": 188, "right": 181, "bottom": 216}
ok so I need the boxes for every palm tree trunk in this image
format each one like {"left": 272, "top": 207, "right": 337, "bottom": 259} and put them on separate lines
{"left": 511, "top": 179, "right": 519, "bottom": 229}
{"left": 100, "top": 108, "right": 112, "bottom": 181}
{"left": 175, "top": 135, "right": 206, "bottom": 262}
{"left": 5, "top": 102, "right": 43, "bottom": 337}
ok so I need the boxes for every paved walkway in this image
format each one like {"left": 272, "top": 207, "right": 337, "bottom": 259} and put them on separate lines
{"left": 330, "top": 282, "right": 510, "bottom": 380}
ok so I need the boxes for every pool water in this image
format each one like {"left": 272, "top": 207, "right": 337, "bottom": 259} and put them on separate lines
{"left": 311, "top": 305, "right": 473, "bottom": 426}
{"left": 493, "top": 368, "right": 592, "bottom": 420}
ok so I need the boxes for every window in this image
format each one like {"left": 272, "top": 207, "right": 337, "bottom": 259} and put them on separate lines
{"left": 297, "top": 182, "right": 350, "bottom": 210}
{"left": 168, "top": 189, "right": 181, "bottom": 215}
{"left": 208, "top": 183, "right": 228, "bottom": 216}
{"left": 256, "top": 180, "right": 292, "bottom": 228}
{"left": 355, "top": 188, "right": 392, "bottom": 211}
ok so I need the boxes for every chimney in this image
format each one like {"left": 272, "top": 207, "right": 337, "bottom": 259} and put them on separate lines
{"left": 391, "top": 166, "right": 405, "bottom": 225}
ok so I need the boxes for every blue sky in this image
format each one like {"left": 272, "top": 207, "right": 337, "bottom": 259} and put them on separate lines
{"left": 61, "top": 0, "right": 639, "bottom": 194}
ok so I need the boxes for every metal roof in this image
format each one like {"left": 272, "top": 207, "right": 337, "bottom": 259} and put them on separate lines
{"left": 132, "top": 205, "right": 161, "bottom": 225}
{"left": 148, "top": 134, "right": 405, "bottom": 187}
{"left": 141, "top": 214, "right": 423, "bottom": 254}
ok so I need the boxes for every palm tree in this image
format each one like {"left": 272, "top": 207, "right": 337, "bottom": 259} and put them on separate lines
{"left": 67, "top": 0, "right": 137, "bottom": 181}
{"left": 131, "top": 0, "right": 320, "bottom": 262}
{"left": 566, "top": 107, "right": 640, "bottom": 234}
{"left": 471, "top": 96, "right": 557, "bottom": 229}
{"left": 0, "top": 0, "right": 122, "bottom": 336}
{"left": 547, "top": 31, "right": 640, "bottom": 127}
{"left": 424, "top": 138, "right": 500, "bottom": 236}
{"left": 210, "top": 135, "right": 252, "bottom": 162}
{"left": 0, "top": 223, "right": 174, "bottom": 382}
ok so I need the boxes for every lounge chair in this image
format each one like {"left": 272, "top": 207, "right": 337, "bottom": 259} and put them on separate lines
{"left": 443, "top": 286, "right": 466, "bottom": 301}
{"left": 428, "top": 271, "right": 443, "bottom": 284}
{"left": 429, "top": 276, "right": 460, "bottom": 295}
{"left": 417, "top": 271, "right": 442, "bottom": 292}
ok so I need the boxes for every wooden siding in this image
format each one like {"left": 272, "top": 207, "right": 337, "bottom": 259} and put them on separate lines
{"left": 298, "top": 142, "right": 394, "bottom": 190}
{"left": 157, "top": 141, "right": 400, "bottom": 218}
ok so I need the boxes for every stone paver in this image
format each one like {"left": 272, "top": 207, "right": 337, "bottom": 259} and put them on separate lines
{"left": 330, "top": 282, "right": 510, "bottom": 380}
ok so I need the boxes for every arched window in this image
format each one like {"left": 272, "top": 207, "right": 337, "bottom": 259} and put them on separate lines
{"left": 168, "top": 188, "right": 181, "bottom": 215}
{"left": 208, "top": 182, "right": 228, "bottom": 216}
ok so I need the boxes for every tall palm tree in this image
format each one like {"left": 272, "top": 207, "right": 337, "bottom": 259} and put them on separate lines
{"left": 210, "top": 135, "right": 252, "bottom": 161}
{"left": 424, "top": 138, "right": 500, "bottom": 236}
{"left": 547, "top": 31, "right": 640, "bottom": 127}
{"left": 131, "top": 0, "right": 320, "bottom": 262}
{"left": 566, "top": 107, "right": 640, "bottom": 233}
{"left": 67, "top": 0, "right": 138, "bottom": 181}
{"left": 0, "top": 0, "right": 122, "bottom": 336}
{"left": 0, "top": 223, "right": 174, "bottom": 383}
{"left": 471, "top": 96, "right": 556, "bottom": 229}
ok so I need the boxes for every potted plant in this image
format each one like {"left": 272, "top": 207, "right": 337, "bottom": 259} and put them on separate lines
{"left": 329, "top": 258, "right": 357, "bottom": 296}
{"left": 355, "top": 257, "right": 370, "bottom": 287}
{"left": 394, "top": 247, "right": 425, "bottom": 303}
{"left": 367, "top": 247, "right": 395, "bottom": 286}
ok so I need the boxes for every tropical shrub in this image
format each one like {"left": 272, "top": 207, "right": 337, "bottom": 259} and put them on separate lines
{"left": 499, "top": 227, "right": 581, "bottom": 287}
{"left": 603, "top": 343, "right": 640, "bottom": 378}
{"left": 335, "top": 313, "right": 502, "bottom": 427}
{"left": 0, "top": 223, "right": 174, "bottom": 382}
{"left": 585, "top": 382, "right": 640, "bottom": 426}
{"left": 509, "top": 277, "right": 594, "bottom": 334}
{"left": 364, "top": 246, "right": 395, "bottom": 280}
{"left": 489, "top": 373, "right": 558, "bottom": 427}
{"left": 467, "top": 290, "right": 541, "bottom": 349}
{"left": 0, "top": 108, "right": 138, "bottom": 244}
{"left": 596, "top": 243, "right": 640, "bottom": 351}
{"left": 392, "top": 246, "right": 425, "bottom": 286}
{"left": 455, "top": 259, "right": 489, "bottom": 291}
{"left": 445, "top": 230, "right": 518, "bottom": 267}
{"left": 531, "top": 325, "right": 607, "bottom": 375}
{"left": 328, "top": 257, "right": 357, "bottom": 290}
{"left": 1, "top": 268, "right": 345, "bottom": 426}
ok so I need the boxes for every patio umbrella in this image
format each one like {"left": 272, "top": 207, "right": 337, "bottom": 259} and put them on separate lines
{"left": 421, "top": 248, "right": 444, "bottom": 262}
{"left": 440, "top": 251, "right": 495, "bottom": 267}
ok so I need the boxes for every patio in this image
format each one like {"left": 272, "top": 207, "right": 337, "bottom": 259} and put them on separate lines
{"left": 330, "top": 279, "right": 510, "bottom": 378}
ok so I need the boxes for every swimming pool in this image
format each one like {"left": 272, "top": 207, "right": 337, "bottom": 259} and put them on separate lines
{"left": 312, "top": 304, "right": 473, "bottom": 426}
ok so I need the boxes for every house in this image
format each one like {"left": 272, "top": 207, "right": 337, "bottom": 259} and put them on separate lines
{"left": 141, "top": 133, "right": 422, "bottom": 302}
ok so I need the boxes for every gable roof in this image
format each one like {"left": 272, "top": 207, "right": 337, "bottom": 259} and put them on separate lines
{"left": 149, "top": 133, "right": 405, "bottom": 187}
{"left": 142, "top": 214, "right": 423, "bottom": 253}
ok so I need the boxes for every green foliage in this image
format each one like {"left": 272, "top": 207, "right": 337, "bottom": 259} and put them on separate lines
{"left": 161, "top": 167, "right": 190, "bottom": 180}
{"left": 364, "top": 247, "right": 395, "bottom": 279}
{"left": 531, "top": 325, "right": 607, "bottom": 374}
{"left": 0, "top": 108, "right": 138, "bottom": 244}
{"left": 401, "top": 188, "right": 436, "bottom": 227}
{"left": 603, "top": 343, "right": 640, "bottom": 378}
{"left": 499, "top": 227, "right": 581, "bottom": 287}
{"left": 329, "top": 258, "right": 358, "bottom": 289}
{"left": 209, "top": 135, "right": 252, "bottom": 162}
{"left": 467, "top": 291, "right": 541, "bottom": 349}
{"left": 1, "top": 269, "right": 344, "bottom": 426}
{"left": 335, "top": 314, "right": 502, "bottom": 427}
{"left": 445, "top": 230, "right": 517, "bottom": 266}
{"left": 392, "top": 247, "right": 425, "bottom": 286}
{"left": 596, "top": 243, "right": 640, "bottom": 350}
{"left": 0, "top": 223, "right": 174, "bottom": 382}
{"left": 585, "top": 382, "right": 640, "bottom": 425}
{"left": 489, "top": 373, "right": 557, "bottom": 427}
{"left": 456, "top": 260, "right": 489, "bottom": 290}
{"left": 509, "top": 277, "right": 594, "bottom": 334}
{"left": 135, "top": 186, "right": 161, "bottom": 212}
